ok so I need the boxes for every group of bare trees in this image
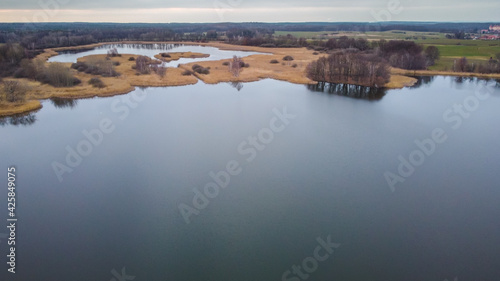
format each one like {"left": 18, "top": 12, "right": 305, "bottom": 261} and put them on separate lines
{"left": 0, "top": 80, "right": 30, "bottom": 103}
{"left": 377, "top": 40, "right": 428, "bottom": 70}
{"left": 14, "top": 58, "right": 80, "bottom": 87}
{"left": 134, "top": 56, "right": 166, "bottom": 77}
{"left": 307, "top": 51, "right": 390, "bottom": 87}
{"left": 71, "top": 58, "right": 120, "bottom": 77}
{"left": 454, "top": 56, "right": 500, "bottom": 74}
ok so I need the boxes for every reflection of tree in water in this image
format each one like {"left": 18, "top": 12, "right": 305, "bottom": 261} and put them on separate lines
{"left": 307, "top": 82, "right": 386, "bottom": 101}
{"left": 0, "top": 113, "right": 37, "bottom": 127}
{"left": 229, "top": 82, "right": 244, "bottom": 91}
{"left": 409, "top": 76, "right": 435, "bottom": 88}
{"left": 98, "top": 43, "right": 183, "bottom": 52}
{"left": 50, "top": 98, "right": 79, "bottom": 109}
{"left": 60, "top": 44, "right": 185, "bottom": 55}
{"left": 454, "top": 76, "right": 476, "bottom": 84}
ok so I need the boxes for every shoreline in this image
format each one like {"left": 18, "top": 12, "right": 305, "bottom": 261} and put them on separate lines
{"left": 0, "top": 100, "right": 42, "bottom": 117}
{"left": 2, "top": 41, "right": 498, "bottom": 117}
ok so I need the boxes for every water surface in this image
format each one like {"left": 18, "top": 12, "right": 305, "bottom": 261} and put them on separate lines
{"left": 0, "top": 76, "right": 499, "bottom": 281}
{"left": 48, "top": 43, "right": 265, "bottom": 67}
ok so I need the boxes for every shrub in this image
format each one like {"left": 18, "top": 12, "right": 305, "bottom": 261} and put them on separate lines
{"left": 283, "top": 56, "right": 294, "bottom": 61}
{"left": 45, "top": 63, "right": 81, "bottom": 87}
{"left": 112, "top": 61, "right": 120, "bottom": 66}
{"left": 182, "top": 70, "right": 193, "bottom": 76}
{"left": 71, "top": 59, "right": 120, "bottom": 77}
{"left": 150, "top": 65, "right": 167, "bottom": 77}
{"left": 135, "top": 56, "right": 151, "bottom": 74}
{"left": 270, "top": 59, "right": 279, "bottom": 64}
{"left": 192, "top": 64, "right": 210, "bottom": 74}
{"left": 292, "top": 64, "right": 298, "bottom": 68}
{"left": 222, "top": 61, "right": 230, "bottom": 66}
{"left": 161, "top": 53, "right": 172, "bottom": 58}
{"left": 1, "top": 80, "right": 30, "bottom": 103}
{"left": 88, "top": 77, "right": 105, "bottom": 88}
{"left": 313, "top": 52, "right": 319, "bottom": 55}
{"left": 128, "top": 57, "right": 135, "bottom": 61}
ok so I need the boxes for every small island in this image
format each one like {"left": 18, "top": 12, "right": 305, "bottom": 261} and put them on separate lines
{"left": 154, "top": 52, "right": 210, "bottom": 62}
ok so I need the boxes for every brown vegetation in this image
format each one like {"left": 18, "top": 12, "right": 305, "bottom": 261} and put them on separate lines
{"left": 88, "top": 77, "right": 106, "bottom": 88}
{"left": 307, "top": 51, "right": 390, "bottom": 87}
{"left": 154, "top": 52, "right": 210, "bottom": 62}
{"left": 71, "top": 58, "right": 120, "bottom": 77}
{"left": 1, "top": 80, "right": 30, "bottom": 103}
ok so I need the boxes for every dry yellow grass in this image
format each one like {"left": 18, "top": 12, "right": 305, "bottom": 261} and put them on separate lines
{"left": 385, "top": 74, "right": 418, "bottom": 89}
{"left": 79, "top": 54, "right": 199, "bottom": 87}
{"left": 0, "top": 100, "right": 42, "bottom": 117}
{"left": 180, "top": 50, "right": 319, "bottom": 85}
{"left": 154, "top": 52, "right": 210, "bottom": 62}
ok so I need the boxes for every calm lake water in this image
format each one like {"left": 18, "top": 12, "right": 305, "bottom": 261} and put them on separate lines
{"left": 1, "top": 46, "right": 500, "bottom": 281}
{"left": 48, "top": 43, "right": 265, "bottom": 66}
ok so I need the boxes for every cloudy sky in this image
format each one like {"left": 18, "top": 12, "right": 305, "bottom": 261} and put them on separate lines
{"left": 0, "top": 0, "right": 499, "bottom": 23}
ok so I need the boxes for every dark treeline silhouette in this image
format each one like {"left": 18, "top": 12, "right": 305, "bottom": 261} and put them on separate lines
{"left": 0, "top": 22, "right": 494, "bottom": 50}
{"left": 306, "top": 50, "right": 390, "bottom": 87}
{"left": 0, "top": 22, "right": 497, "bottom": 38}
{"left": 307, "top": 83, "right": 387, "bottom": 101}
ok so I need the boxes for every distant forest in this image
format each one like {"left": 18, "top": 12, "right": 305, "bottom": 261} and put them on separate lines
{"left": 0, "top": 22, "right": 495, "bottom": 49}
{"left": 0, "top": 21, "right": 499, "bottom": 88}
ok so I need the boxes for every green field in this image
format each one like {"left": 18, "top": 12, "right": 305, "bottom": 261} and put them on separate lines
{"left": 275, "top": 30, "right": 500, "bottom": 71}
{"left": 416, "top": 39, "right": 500, "bottom": 70}
{"left": 417, "top": 39, "right": 500, "bottom": 58}
{"left": 274, "top": 30, "right": 446, "bottom": 40}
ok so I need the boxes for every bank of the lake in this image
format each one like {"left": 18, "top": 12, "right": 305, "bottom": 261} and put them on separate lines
{"left": 13, "top": 41, "right": 500, "bottom": 116}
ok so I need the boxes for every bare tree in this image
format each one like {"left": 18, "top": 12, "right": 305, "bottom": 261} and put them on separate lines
{"left": 1, "top": 80, "right": 30, "bottom": 103}
{"left": 229, "top": 56, "right": 242, "bottom": 77}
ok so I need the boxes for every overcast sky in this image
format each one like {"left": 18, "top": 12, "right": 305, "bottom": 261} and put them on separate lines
{"left": 0, "top": 0, "right": 499, "bottom": 23}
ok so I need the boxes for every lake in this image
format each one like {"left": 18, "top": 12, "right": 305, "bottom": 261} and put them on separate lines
{"left": 1, "top": 45, "right": 500, "bottom": 281}
{"left": 48, "top": 43, "right": 266, "bottom": 67}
